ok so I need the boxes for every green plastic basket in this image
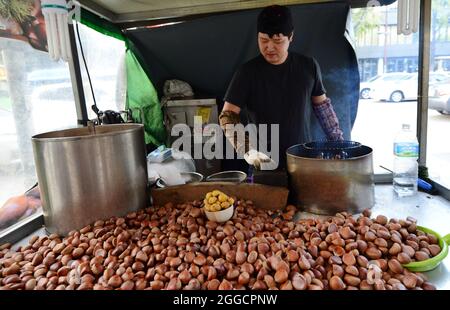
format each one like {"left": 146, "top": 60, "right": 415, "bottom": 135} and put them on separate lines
{"left": 403, "top": 226, "right": 450, "bottom": 272}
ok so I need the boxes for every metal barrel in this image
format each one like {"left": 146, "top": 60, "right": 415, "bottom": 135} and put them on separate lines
{"left": 286, "top": 143, "right": 375, "bottom": 215}
{"left": 31, "top": 124, "right": 148, "bottom": 235}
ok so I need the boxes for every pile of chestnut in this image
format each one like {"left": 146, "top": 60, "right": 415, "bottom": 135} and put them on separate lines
{"left": 0, "top": 199, "right": 438, "bottom": 290}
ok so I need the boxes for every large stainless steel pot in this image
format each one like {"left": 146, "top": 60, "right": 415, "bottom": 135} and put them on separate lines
{"left": 32, "top": 124, "right": 148, "bottom": 235}
{"left": 286, "top": 143, "right": 374, "bottom": 215}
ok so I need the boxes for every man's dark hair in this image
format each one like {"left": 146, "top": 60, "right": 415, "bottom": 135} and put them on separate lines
{"left": 257, "top": 5, "right": 294, "bottom": 38}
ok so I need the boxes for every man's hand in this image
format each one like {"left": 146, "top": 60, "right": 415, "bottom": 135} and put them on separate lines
{"left": 244, "top": 150, "right": 277, "bottom": 170}
{"left": 220, "top": 104, "right": 277, "bottom": 170}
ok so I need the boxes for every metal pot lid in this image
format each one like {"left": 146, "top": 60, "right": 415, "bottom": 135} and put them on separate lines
{"left": 287, "top": 141, "right": 372, "bottom": 160}
{"left": 206, "top": 171, "right": 247, "bottom": 183}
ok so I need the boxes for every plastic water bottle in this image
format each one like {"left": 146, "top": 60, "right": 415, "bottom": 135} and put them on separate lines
{"left": 393, "top": 124, "right": 419, "bottom": 197}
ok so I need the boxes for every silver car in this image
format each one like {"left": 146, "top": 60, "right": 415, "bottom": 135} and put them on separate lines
{"left": 429, "top": 78, "right": 450, "bottom": 115}
{"left": 371, "top": 72, "right": 450, "bottom": 102}
{"left": 359, "top": 73, "right": 410, "bottom": 99}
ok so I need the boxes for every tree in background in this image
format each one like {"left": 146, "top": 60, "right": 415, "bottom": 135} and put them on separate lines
{"left": 351, "top": 7, "right": 382, "bottom": 46}
{"left": 352, "top": 2, "right": 450, "bottom": 75}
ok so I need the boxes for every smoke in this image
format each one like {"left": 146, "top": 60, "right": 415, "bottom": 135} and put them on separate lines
{"left": 320, "top": 66, "right": 360, "bottom": 141}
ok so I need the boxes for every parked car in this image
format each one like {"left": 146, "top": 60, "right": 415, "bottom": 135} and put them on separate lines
{"left": 31, "top": 81, "right": 120, "bottom": 133}
{"left": 0, "top": 83, "right": 78, "bottom": 172}
{"left": 27, "top": 67, "right": 71, "bottom": 87}
{"left": 429, "top": 78, "right": 450, "bottom": 115}
{"left": 27, "top": 67, "right": 117, "bottom": 88}
{"left": 30, "top": 83, "right": 79, "bottom": 134}
{"left": 371, "top": 72, "right": 450, "bottom": 102}
{"left": 0, "top": 78, "right": 122, "bottom": 174}
{"left": 359, "top": 73, "right": 410, "bottom": 99}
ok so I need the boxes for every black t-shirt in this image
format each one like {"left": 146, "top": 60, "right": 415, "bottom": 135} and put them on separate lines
{"left": 224, "top": 52, "right": 326, "bottom": 168}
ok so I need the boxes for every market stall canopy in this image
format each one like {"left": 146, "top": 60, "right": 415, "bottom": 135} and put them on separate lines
{"left": 76, "top": 0, "right": 397, "bottom": 142}
{"left": 78, "top": 0, "right": 398, "bottom": 23}
{"left": 124, "top": 2, "right": 359, "bottom": 140}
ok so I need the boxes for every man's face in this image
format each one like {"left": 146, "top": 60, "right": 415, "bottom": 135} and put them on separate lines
{"left": 258, "top": 32, "right": 292, "bottom": 65}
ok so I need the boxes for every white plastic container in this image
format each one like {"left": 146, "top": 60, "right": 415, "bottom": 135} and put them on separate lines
{"left": 147, "top": 149, "right": 196, "bottom": 186}
{"left": 204, "top": 205, "right": 234, "bottom": 223}
{"left": 393, "top": 124, "right": 419, "bottom": 197}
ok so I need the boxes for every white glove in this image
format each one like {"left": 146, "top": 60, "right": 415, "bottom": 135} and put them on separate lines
{"left": 244, "top": 150, "right": 277, "bottom": 171}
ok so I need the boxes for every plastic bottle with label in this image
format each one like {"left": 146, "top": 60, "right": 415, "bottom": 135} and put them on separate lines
{"left": 393, "top": 124, "right": 419, "bottom": 197}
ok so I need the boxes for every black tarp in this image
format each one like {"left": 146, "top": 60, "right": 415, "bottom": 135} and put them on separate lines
{"left": 126, "top": 2, "right": 359, "bottom": 143}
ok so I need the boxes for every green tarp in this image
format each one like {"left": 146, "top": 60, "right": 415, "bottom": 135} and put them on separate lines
{"left": 125, "top": 50, "right": 166, "bottom": 146}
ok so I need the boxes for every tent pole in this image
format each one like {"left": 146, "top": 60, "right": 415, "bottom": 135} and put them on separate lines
{"left": 67, "top": 23, "right": 89, "bottom": 126}
{"left": 417, "top": 0, "right": 431, "bottom": 166}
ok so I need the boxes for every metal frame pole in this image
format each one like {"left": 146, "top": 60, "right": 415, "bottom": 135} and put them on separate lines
{"left": 67, "top": 23, "right": 89, "bottom": 126}
{"left": 417, "top": 0, "right": 431, "bottom": 166}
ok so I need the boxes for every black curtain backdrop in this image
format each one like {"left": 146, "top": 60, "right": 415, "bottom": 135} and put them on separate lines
{"left": 126, "top": 2, "right": 360, "bottom": 170}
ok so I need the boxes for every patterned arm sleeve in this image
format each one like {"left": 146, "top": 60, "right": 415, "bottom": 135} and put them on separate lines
{"left": 312, "top": 98, "right": 344, "bottom": 141}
